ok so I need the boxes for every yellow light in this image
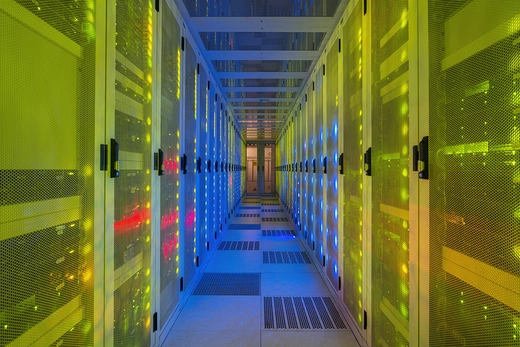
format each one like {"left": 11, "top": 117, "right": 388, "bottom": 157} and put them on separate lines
{"left": 83, "top": 243, "right": 93, "bottom": 255}
{"left": 402, "top": 263, "right": 408, "bottom": 274}
{"left": 147, "top": 117, "right": 152, "bottom": 125}
{"left": 146, "top": 185, "right": 151, "bottom": 192}
{"left": 402, "top": 168, "right": 408, "bottom": 177}
{"left": 146, "top": 286, "right": 150, "bottom": 293}
{"left": 402, "top": 242, "right": 408, "bottom": 251}
{"left": 146, "top": 169, "right": 151, "bottom": 174}
{"left": 146, "top": 133, "right": 151, "bottom": 143}
{"left": 146, "top": 236, "right": 150, "bottom": 242}
{"left": 146, "top": 202, "right": 151, "bottom": 208}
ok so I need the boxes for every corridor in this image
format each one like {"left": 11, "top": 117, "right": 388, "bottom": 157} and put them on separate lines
{"left": 161, "top": 196, "right": 359, "bottom": 347}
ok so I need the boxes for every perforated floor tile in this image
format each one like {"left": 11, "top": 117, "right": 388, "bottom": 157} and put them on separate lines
{"left": 219, "top": 241, "right": 260, "bottom": 251}
{"left": 263, "top": 297, "right": 346, "bottom": 330}
{"left": 262, "top": 251, "right": 312, "bottom": 264}
{"left": 193, "top": 273, "right": 261, "bottom": 296}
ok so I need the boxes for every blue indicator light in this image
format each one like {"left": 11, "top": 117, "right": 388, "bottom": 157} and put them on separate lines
{"left": 320, "top": 245, "right": 323, "bottom": 255}
{"left": 334, "top": 262, "right": 338, "bottom": 275}
{"left": 334, "top": 233, "right": 338, "bottom": 247}
{"left": 334, "top": 124, "right": 338, "bottom": 137}
{"left": 334, "top": 152, "right": 338, "bottom": 163}
{"left": 334, "top": 179, "right": 338, "bottom": 191}
{"left": 334, "top": 208, "right": 338, "bottom": 220}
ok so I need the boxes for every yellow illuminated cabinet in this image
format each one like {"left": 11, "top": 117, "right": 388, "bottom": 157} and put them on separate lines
{"left": 1, "top": 1, "right": 244, "bottom": 346}
{"left": 276, "top": 0, "right": 519, "bottom": 346}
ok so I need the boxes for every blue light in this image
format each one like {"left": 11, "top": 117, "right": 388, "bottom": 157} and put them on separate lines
{"left": 320, "top": 178, "right": 323, "bottom": 187}
{"left": 334, "top": 179, "right": 338, "bottom": 191}
{"left": 334, "top": 233, "right": 338, "bottom": 247}
{"left": 334, "top": 123, "right": 338, "bottom": 137}
{"left": 334, "top": 208, "right": 338, "bottom": 220}
{"left": 320, "top": 245, "right": 323, "bottom": 255}
{"left": 334, "top": 152, "right": 338, "bottom": 164}
{"left": 334, "top": 262, "right": 338, "bottom": 275}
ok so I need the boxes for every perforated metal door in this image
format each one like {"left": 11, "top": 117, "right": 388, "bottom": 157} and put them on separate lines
{"left": 315, "top": 66, "right": 325, "bottom": 263}
{"left": 371, "top": 0, "right": 412, "bottom": 345}
{"left": 326, "top": 40, "right": 340, "bottom": 286}
{"left": 159, "top": 0, "right": 181, "bottom": 330}
{"left": 342, "top": 0, "right": 365, "bottom": 330}
{"left": 307, "top": 83, "right": 316, "bottom": 251}
{"left": 428, "top": 0, "right": 520, "bottom": 345}
{"left": 182, "top": 39, "right": 197, "bottom": 289}
{"left": 1, "top": 1, "right": 99, "bottom": 345}
{"left": 109, "top": 0, "right": 154, "bottom": 345}
{"left": 197, "top": 67, "right": 208, "bottom": 265}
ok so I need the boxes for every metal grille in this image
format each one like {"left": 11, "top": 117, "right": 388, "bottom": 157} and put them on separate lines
{"left": 240, "top": 206, "right": 261, "bottom": 210}
{"left": 263, "top": 297, "right": 347, "bottom": 329}
{"left": 262, "top": 209, "right": 284, "bottom": 212}
{"left": 342, "top": 0, "right": 364, "bottom": 329}
{"left": 262, "top": 230, "right": 297, "bottom": 237}
{"left": 159, "top": 0, "right": 181, "bottom": 329}
{"left": 243, "top": 199, "right": 260, "bottom": 204}
{"left": 262, "top": 202, "right": 280, "bottom": 205}
{"left": 325, "top": 37, "right": 340, "bottom": 286}
{"left": 218, "top": 241, "right": 260, "bottom": 251}
{"left": 371, "top": 0, "right": 410, "bottom": 345}
{"left": 236, "top": 214, "right": 260, "bottom": 217}
{"left": 193, "top": 273, "right": 261, "bottom": 296}
{"left": 429, "top": 0, "right": 520, "bottom": 346}
{"left": 262, "top": 251, "right": 312, "bottom": 264}
{"left": 262, "top": 217, "right": 289, "bottom": 222}
{"left": 0, "top": 1, "right": 96, "bottom": 345}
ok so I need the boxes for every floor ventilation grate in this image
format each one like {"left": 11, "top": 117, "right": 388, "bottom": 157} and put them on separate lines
{"left": 262, "top": 209, "right": 284, "bottom": 212}
{"left": 262, "top": 251, "right": 311, "bottom": 264}
{"left": 218, "top": 241, "right": 260, "bottom": 251}
{"left": 262, "top": 203, "right": 280, "bottom": 205}
{"left": 262, "top": 229, "right": 297, "bottom": 237}
{"left": 263, "top": 297, "right": 347, "bottom": 329}
{"left": 262, "top": 217, "right": 289, "bottom": 222}
{"left": 193, "top": 273, "right": 261, "bottom": 296}
{"left": 236, "top": 213, "right": 260, "bottom": 217}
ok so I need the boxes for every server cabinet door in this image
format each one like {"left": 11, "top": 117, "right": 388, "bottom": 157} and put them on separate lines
{"left": 1, "top": 1, "right": 103, "bottom": 345}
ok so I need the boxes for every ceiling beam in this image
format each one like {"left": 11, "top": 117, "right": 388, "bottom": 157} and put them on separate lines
{"left": 229, "top": 98, "right": 296, "bottom": 102}
{"left": 223, "top": 87, "right": 301, "bottom": 92}
{"left": 191, "top": 17, "right": 332, "bottom": 32}
{"left": 216, "top": 72, "right": 307, "bottom": 79}
{"left": 232, "top": 106, "right": 291, "bottom": 110}
{"left": 206, "top": 51, "right": 319, "bottom": 60}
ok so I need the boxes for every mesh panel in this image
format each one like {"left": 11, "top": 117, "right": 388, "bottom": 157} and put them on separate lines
{"left": 342, "top": 0, "right": 364, "bottom": 329}
{"left": 0, "top": 0, "right": 96, "bottom": 345}
{"left": 197, "top": 66, "right": 208, "bottom": 266}
{"left": 429, "top": 0, "right": 520, "bottom": 345}
{"left": 315, "top": 66, "right": 325, "bottom": 263}
{"left": 306, "top": 83, "right": 316, "bottom": 251}
{"left": 371, "top": 0, "right": 411, "bottom": 345}
{"left": 325, "top": 40, "right": 339, "bottom": 286}
{"left": 112, "top": 0, "right": 152, "bottom": 345}
{"left": 183, "top": 40, "right": 197, "bottom": 289}
{"left": 159, "top": 0, "right": 181, "bottom": 329}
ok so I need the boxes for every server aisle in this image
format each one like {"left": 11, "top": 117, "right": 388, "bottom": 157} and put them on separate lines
{"left": 161, "top": 196, "right": 358, "bottom": 347}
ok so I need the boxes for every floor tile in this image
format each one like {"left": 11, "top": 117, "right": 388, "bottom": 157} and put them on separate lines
{"left": 171, "top": 296, "right": 261, "bottom": 331}
{"left": 261, "top": 331, "right": 359, "bottom": 347}
{"left": 162, "top": 330, "right": 261, "bottom": 347}
{"left": 261, "top": 272, "right": 330, "bottom": 296}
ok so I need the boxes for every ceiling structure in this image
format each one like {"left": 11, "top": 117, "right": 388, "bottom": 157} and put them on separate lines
{"left": 174, "top": 0, "right": 349, "bottom": 141}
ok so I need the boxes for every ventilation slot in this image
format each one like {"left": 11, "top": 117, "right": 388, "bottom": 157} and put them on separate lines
{"left": 263, "top": 297, "right": 347, "bottom": 329}
{"left": 262, "top": 217, "right": 289, "bottom": 222}
{"left": 236, "top": 214, "right": 260, "bottom": 217}
{"left": 262, "top": 229, "right": 297, "bottom": 237}
{"left": 218, "top": 241, "right": 260, "bottom": 251}
{"left": 193, "top": 273, "right": 261, "bottom": 296}
{"left": 262, "top": 251, "right": 311, "bottom": 264}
